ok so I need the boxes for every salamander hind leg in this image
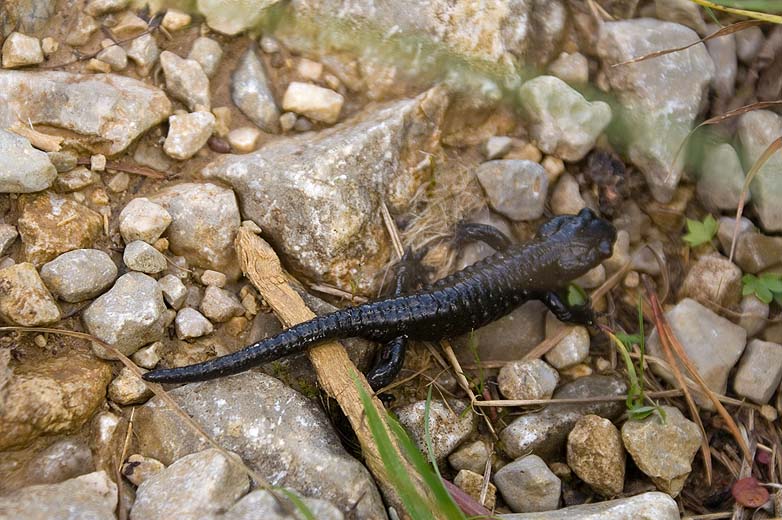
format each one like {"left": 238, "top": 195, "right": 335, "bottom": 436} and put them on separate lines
{"left": 453, "top": 221, "right": 513, "bottom": 251}
{"left": 541, "top": 290, "right": 596, "bottom": 327}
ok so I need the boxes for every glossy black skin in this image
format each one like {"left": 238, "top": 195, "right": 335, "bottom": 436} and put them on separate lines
{"left": 144, "top": 208, "right": 617, "bottom": 388}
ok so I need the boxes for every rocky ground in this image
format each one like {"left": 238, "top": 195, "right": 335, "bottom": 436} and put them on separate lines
{"left": 0, "top": 0, "right": 781, "bottom": 519}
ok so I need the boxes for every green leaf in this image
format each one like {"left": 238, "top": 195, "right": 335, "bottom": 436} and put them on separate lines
{"left": 616, "top": 332, "right": 642, "bottom": 346}
{"left": 566, "top": 284, "right": 587, "bottom": 307}
{"left": 742, "top": 273, "right": 782, "bottom": 304}
{"left": 682, "top": 215, "right": 718, "bottom": 247}
{"left": 628, "top": 406, "right": 658, "bottom": 421}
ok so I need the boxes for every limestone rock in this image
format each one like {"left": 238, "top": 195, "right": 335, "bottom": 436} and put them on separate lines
{"left": 0, "top": 130, "right": 56, "bottom": 192}
{"left": 0, "top": 262, "right": 60, "bottom": 325}
{"left": 40, "top": 249, "right": 117, "bottom": 303}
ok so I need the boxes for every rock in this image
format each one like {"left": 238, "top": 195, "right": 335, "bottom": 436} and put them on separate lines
{"left": 160, "top": 51, "right": 211, "bottom": 111}
{"left": 150, "top": 183, "right": 241, "bottom": 279}
{"left": 200, "top": 285, "right": 245, "bottom": 323}
{"left": 717, "top": 217, "right": 782, "bottom": 273}
{"left": 0, "top": 224, "right": 17, "bottom": 255}
{"left": 131, "top": 342, "right": 162, "bottom": 369}
{"left": 567, "top": 415, "right": 625, "bottom": 496}
{"left": 197, "top": 0, "right": 280, "bottom": 34}
{"left": 499, "top": 491, "right": 679, "bottom": 519}
{"left": 697, "top": 143, "right": 746, "bottom": 211}
{"left": 127, "top": 33, "right": 160, "bottom": 75}
{"left": 222, "top": 489, "right": 344, "bottom": 520}
{"left": 654, "top": 0, "right": 706, "bottom": 33}
{"left": 175, "top": 308, "right": 214, "bottom": 339}
{"left": 704, "top": 24, "right": 737, "bottom": 99}
{"left": 0, "top": 70, "right": 172, "bottom": 155}
{"left": 1, "top": 0, "right": 56, "bottom": 35}
{"left": 65, "top": 14, "right": 98, "bottom": 46}
{"left": 735, "top": 26, "right": 764, "bottom": 64}
{"left": 519, "top": 76, "right": 611, "bottom": 162}
{"left": 119, "top": 198, "right": 172, "bottom": 244}
{"left": 0, "top": 350, "right": 111, "bottom": 449}
{"left": 621, "top": 406, "right": 701, "bottom": 497}
{"left": 231, "top": 47, "right": 279, "bottom": 132}
{"left": 123, "top": 240, "right": 168, "bottom": 274}
{"left": 737, "top": 295, "right": 769, "bottom": 337}
{"left": 47, "top": 150, "right": 77, "bottom": 173}
{"left": 550, "top": 172, "right": 586, "bottom": 216}
{"left": 498, "top": 359, "right": 559, "bottom": 400}
{"left": 0, "top": 471, "right": 116, "bottom": 520}
{"left": 733, "top": 339, "right": 782, "bottom": 404}
{"left": 475, "top": 160, "right": 548, "bottom": 221}
{"left": 227, "top": 126, "right": 262, "bottom": 153}
{"left": 0, "top": 262, "right": 60, "bottom": 325}
{"left": 133, "top": 372, "right": 385, "bottom": 519}
{"left": 188, "top": 37, "right": 222, "bottom": 78}
{"left": 0, "top": 130, "right": 56, "bottom": 192}
{"left": 282, "top": 82, "right": 344, "bottom": 124}
{"left": 647, "top": 298, "right": 746, "bottom": 409}
{"left": 395, "top": 400, "right": 475, "bottom": 462}
{"left": 96, "top": 42, "right": 127, "bottom": 71}
{"left": 55, "top": 166, "right": 98, "bottom": 192}
{"left": 597, "top": 19, "right": 714, "bottom": 202}
{"left": 40, "top": 249, "right": 117, "bottom": 303}
{"left": 110, "top": 11, "right": 148, "bottom": 39}
{"left": 679, "top": 253, "right": 742, "bottom": 308}
{"left": 448, "top": 440, "right": 490, "bottom": 475}
{"left": 202, "top": 88, "right": 447, "bottom": 294}
{"left": 131, "top": 449, "right": 249, "bottom": 520}
{"left": 161, "top": 9, "right": 191, "bottom": 31}
{"left": 483, "top": 136, "right": 513, "bottom": 160}
{"left": 2, "top": 32, "right": 43, "bottom": 68}
{"left": 108, "top": 367, "right": 153, "bottom": 405}
{"left": 574, "top": 264, "right": 605, "bottom": 289}
{"left": 455, "top": 469, "right": 496, "bottom": 510}
{"left": 82, "top": 272, "right": 169, "bottom": 357}
{"left": 544, "top": 312, "right": 590, "bottom": 369}
{"left": 547, "top": 52, "right": 589, "bottom": 85}
{"left": 106, "top": 172, "right": 130, "bottom": 192}
{"left": 121, "top": 454, "right": 165, "bottom": 486}
{"left": 494, "top": 455, "right": 561, "bottom": 513}
{"left": 22, "top": 437, "right": 94, "bottom": 488}
{"left": 500, "top": 375, "right": 627, "bottom": 460}
{"left": 84, "top": 0, "right": 128, "bottom": 16}
{"left": 737, "top": 110, "right": 782, "bottom": 231}
{"left": 164, "top": 111, "right": 215, "bottom": 160}
{"left": 158, "top": 274, "right": 187, "bottom": 309}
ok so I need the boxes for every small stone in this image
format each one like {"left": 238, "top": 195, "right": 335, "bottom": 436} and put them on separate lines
{"left": 119, "top": 198, "right": 172, "bottom": 244}
{"left": 738, "top": 295, "right": 769, "bottom": 337}
{"left": 124, "top": 240, "right": 168, "bottom": 274}
{"left": 175, "top": 308, "right": 214, "bottom": 340}
{"left": 395, "top": 400, "right": 475, "bottom": 462}
{"left": 705, "top": 24, "right": 737, "bottom": 99}
{"left": 297, "top": 58, "right": 323, "bottom": 80}
{"left": 161, "top": 9, "right": 191, "bottom": 31}
{"left": 567, "top": 415, "right": 625, "bottom": 497}
{"left": 131, "top": 342, "right": 162, "bottom": 369}
{"left": 697, "top": 143, "right": 746, "bottom": 211}
{"left": 547, "top": 51, "right": 589, "bottom": 85}
{"left": 40, "top": 249, "right": 117, "bottom": 303}
{"left": 160, "top": 51, "right": 211, "bottom": 111}
{"left": 201, "top": 270, "right": 227, "bottom": 287}
{"left": 655, "top": 0, "right": 706, "bottom": 32}
{"left": 231, "top": 48, "right": 279, "bottom": 132}
{"left": 65, "top": 14, "right": 98, "bottom": 46}
{"left": 121, "top": 454, "right": 165, "bottom": 487}
{"left": 0, "top": 262, "right": 60, "bottom": 326}
{"left": 208, "top": 136, "right": 231, "bottom": 153}
{"left": 86, "top": 58, "right": 111, "bottom": 73}
{"left": 90, "top": 154, "right": 106, "bottom": 172}
{"left": 0, "top": 224, "right": 18, "bottom": 255}
{"left": 107, "top": 172, "right": 130, "bottom": 192}
{"left": 127, "top": 33, "right": 160, "bottom": 75}
{"left": 550, "top": 172, "right": 587, "bottom": 215}
{"left": 448, "top": 440, "right": 490, "bottom": 475}
{"left": 164, "top": 111, "right": 216, "bottom": 160}
{"left": 282, "top": 82, "right": 344, "bottom": 124}
{"left": 738, "top": 110, "right": 782, "bottom": 231}
{"left": 131, "top": 449, "right": 249, "bottom": 520}
{"left": 647, "top": 298, "right": 746, "bottom": 409}
{"left": 632, "top": 240, "right": 665, "bottom": 276}
{"left": 227, "top": 126, "right": 262, "bottom": 153}
{"left": 573, "top": 264, "right": 605, "bottom": 289}
{"left": 519, "top": 75, "right": 611, "bottom": 162}
{"left": 541, "top": 155, "right": 565, "bottom": 183}
{"left": 544, "top": 312, "right": 590, "bottom": 370}
{"left": 621, "top": 406, "right": 701, "bottom": 497}
{"left": 47, "top": 150, "right": 78, "bottom": 173}
{"left": 717, "top": 218, "right": 782, "bottom": 274}
{"left": 2, "top": 32, "right": 43, "bottom": 68}
{"left": 188, "top": 37, "right": 222, "bottom": 78}
{"left": 84, "top": 0, "right": 128, "bottom": 16}
{"left": 494, "top": 455, "right": 561, "bottom": 513}
{"left": 498, "top": 359, "right": 559, "bottom": 401}
{"left": 483, "top": 136, "right": 513, "bottom": 160}
{"left": 158, "top": 274, "right": 187, "bottom": 309}
{"left": 454, "top": 469, "right": 496, "bottom": 510}
{"left": 82, "top": 272, "right": 168, "bottom": 357}
{"left": 259, "top": 36, "right": 280, "bottom": 53}
{"left": 498, "top": 492, "right": 679, "bottom": 519}
{"left": 41, "top": 37, "right": 58, "bottom": 56}
{"left": 475, "top": 160, "right": 548, "bottom": 221}
{"left": 96, "top": 43, "right": 127, "bottom": 71}
{"left": 604, "top": 230, "right": 630, "bottom": 274}
{"left": 279, "top": 112, "right": 296, "bottom": 131}
{"left": 736, "top": 26, "right": 764, "bottom": 64}
{"left": 55, "top": 166, "right": 98, "bottom": 192}
{"left": 108, "top": 367, "right": 153, "bottom": 405}
{"left": 679, "top": 253, "right": 742, "bottom": 308}
{"left": 733, "top": 339, "right": 782, "bottom": 404}
{"left": 184, "top": 286, "right": 202, "bottom": 309}
{"left": 200, "top": 285, "right": 246, "bottom": 322}
{"left": 110, "top": 11, "right": 148, "bottom": 40}
{"left": 212, "top": 106, "right": 231, "bottom": 136}
{"left": 0, "top": 130, "right": 57, "bottom": 193}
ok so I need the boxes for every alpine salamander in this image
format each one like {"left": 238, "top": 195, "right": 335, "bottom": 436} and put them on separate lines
{"left": 144, "top": 208, "right": 617, "bottom": 389}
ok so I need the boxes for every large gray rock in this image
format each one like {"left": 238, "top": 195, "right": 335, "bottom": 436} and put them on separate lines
{"left": 596, "top": 19, "right": 714, "bottom": 202}
{"left": 646, "top": 298, "right": 746, "bottom": 409}
{"left": 395, "top": 400, "right": 475, "bottom": 462}
{"left": 567, "top": 415, "right": 625, "bottom": 497}
{"left": 150, "top": 183, "right": 241, "bottom": 280}
{"left": 697, "top": 143, "right": 746, "bottom": 212}
{"left": 500, "top": 375, "right": 627, "bottom": 459}
{"left": 159, "top": 50, "right": 210, "bottom": 111}
{"left": 40, "top": 249, "right": 117, "bottom": 303}
{"left": 202, "top": 88, "right": 447, "bottom": 294}
{"left": 499, "top": 491, "right": 679, "bottom": 519}
{"left": 0, "top": 471, "right": 116, "bottom": 520}
{"left": 0, "top": 70, "right": 171, "bottom": 155}
{"left": 131, "top": 449, "right": 250, "bottom": 520}
{"left": 732, "top": 339, "right": 782, "bottom": 404}
{"left": 494, "top": 455, "right": 560, "bottom": 513}
{"left": 231, "top": 47, "right": 279, "bottom": 133}
{"left": 0, "top": 130, "right": 56, "bottom": 192}
{"left": 133, "top": 372, "right": 385, "bottom": 520}
{"left": 737, "top": 110, "right": 782, "bottom": 231}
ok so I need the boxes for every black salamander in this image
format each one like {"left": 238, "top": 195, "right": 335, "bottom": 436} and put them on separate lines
{"left": 144, "top": 208, "right": 617, "bottom": 389}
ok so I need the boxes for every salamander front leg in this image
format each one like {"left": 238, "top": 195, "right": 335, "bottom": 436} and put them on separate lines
{"left": 541, "top": 291, "right": 596, "bottom": 327}
{"left": 453, "top": 222, "right": 513, "bottom": 251}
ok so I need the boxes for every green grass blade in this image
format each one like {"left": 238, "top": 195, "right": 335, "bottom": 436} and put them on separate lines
{"left": 277, "top": 489, "right": 317, "bottom": 520}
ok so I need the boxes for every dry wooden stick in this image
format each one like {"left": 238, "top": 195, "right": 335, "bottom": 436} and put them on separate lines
{"left": 234, "top": 225, "right": 434, "bottom": 519}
